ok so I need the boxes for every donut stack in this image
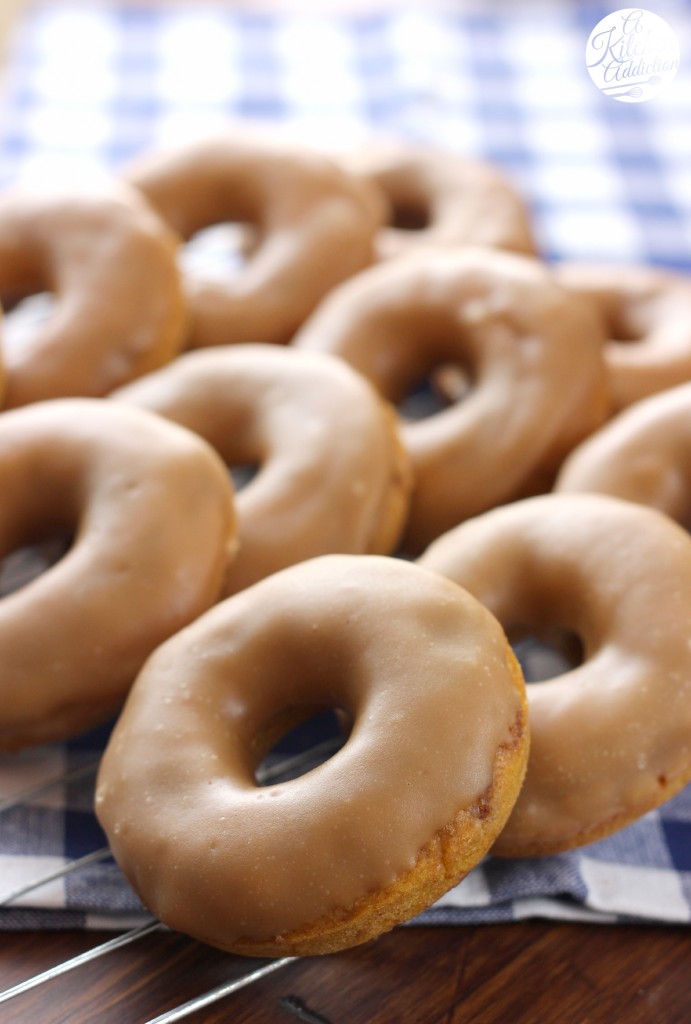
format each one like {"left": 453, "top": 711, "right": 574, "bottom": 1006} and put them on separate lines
{"left": 1, "top": 129, "right": 690, "bottom": 957}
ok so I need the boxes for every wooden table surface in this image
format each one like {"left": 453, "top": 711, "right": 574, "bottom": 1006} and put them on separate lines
{"left": 1, "top": 918, "right": 689, "bottom": 1023}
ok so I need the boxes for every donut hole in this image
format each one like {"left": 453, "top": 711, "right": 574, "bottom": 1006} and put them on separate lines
{"left": 389, "top": 199, "right": 431, "bottom": 233}
{"left": 179, "top": 223, "right": 253, "bottom": 283}
{"left": 397, "top": 361, "right": 474, "bottom": 420}
{"left": 254, "top": 706, "right": 348, "bottom": 785}
{"left": 508, "top": 624, "right": 584, "bottom": 682}
{"left": 0, "top": 532, "right": 73, "bottom": 597}
{"left": 229, "top": 462, "right": 259, "bottom": 492}
{"left": 2, "top": 292, "right": 56, "bottom": 356}
{"left": 606, "top": 306, "right": 647, "bottom": 346}
{"left": 431, "top": 363, "right": 473, "bottom": 402}
{"left": 192, "top": 419, "right": 261, "bottom": 494}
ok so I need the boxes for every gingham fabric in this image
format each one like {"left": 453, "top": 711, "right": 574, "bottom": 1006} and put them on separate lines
{"left": 0, "top": 0, "right": 690, "bottom": 930}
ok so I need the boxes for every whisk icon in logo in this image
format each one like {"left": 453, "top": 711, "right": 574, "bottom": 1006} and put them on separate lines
{"left": 586, "top": 8, "right": 679, "bottom": 102}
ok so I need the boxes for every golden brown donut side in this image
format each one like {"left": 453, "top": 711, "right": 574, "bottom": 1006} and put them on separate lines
{"left": 0, "top": 398, "right": 235, "bottom": 749}
{"left": 96, "top": 555, "right": 528, "bottom": 956}
{"left": 556, "top": 380, "right": 691, "bottom": 525}
{"left": 419, "top": 493, "right": 691, "bottom": 857}
{"left": 343, "top": 141, "right": 537, "bottom": 259}
{"left": 112, "top": 345, "right": 413, "bottom": 594}
{"left": 295, "top": 248, "right": 608, "bottom": 552}
{"left": 125, "top": 132, "right": 385, "bottom": 347}
{"left": 0, "top": 305, "right": 5, "bottom": 407}
{"left": 0, "top": 184, "right": 187, "bottom": 409}
{"left": 225, "top": 671, "right": 527, "bottom": 958}
{"left": 556, "top": 262, "right": 691, "bottom": 411}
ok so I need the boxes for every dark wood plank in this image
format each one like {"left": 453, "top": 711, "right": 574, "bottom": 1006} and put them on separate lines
{"left": 0, "top": 922, "right": 689, "bottom": 1023}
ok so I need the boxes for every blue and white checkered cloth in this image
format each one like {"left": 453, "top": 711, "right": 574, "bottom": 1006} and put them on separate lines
{"left": 0, "top": 0, "right": 690, "bottom": 931}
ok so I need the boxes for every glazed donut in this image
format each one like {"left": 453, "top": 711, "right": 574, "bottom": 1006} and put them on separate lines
{"left": 294, "top": 248, "right": 609, "bottom": 552}
{"left": 556, "top": 381, "right": 691, "bottom": 526}
{"left": 343, "top": 142, "right": 536, "bottom": 260}
{"left": 0, "top": 185, "right": 186, "bottom": 409}
{"left": 556, "top": 263, "right": 691, "bottom": 411}
{"left": 113, "top": 346, "right": 412, "bottom": 594}
{"left": 418, "top": 493, "right": 691, "bottom": 857}
{"left": 95, "top": 554, "right": 528, "bottom": 957}
{"left": 0, "top": 399, "right": 235, "bottom": 750}
{"left": 125, "top": 132, "right": 384, "bottom": 347}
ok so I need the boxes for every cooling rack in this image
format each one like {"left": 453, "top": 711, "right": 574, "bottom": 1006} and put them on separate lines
{"left": 0, "top": 617, "right": 570, "bottom": 1024}
{"left": 0, "top": 739, "right": 354, "bottom": 1022}
{"left": 0, "top": 262, "right": 313, "bottom": 1019}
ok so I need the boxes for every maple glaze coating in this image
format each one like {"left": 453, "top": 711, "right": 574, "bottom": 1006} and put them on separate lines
{"left": 557, "top": 263, "right": 691, "bottom": 411}
{"left": 114, "top": 345, "right": 412, "bottom": 595}
{"left": 0, "top": 399, "right": 235, "bottom": 749}
{"left": 295, "top": 248, "right": 608, "bottom": 552}
{"left": 96, "top": 555, "right": 528, "bottom": 956}
{"left": 126, "top": 132, "right": 384, "bottom": 347}
{"left": 344, "top": 142, "right": 536, "bottom": 260}
{"left": 0, "top": 184, "right": 186, "bottom": 409}
{"left": 419, "top": 494, "right": 691, "bottom": 856}
{"left": 557, "top": 380, "right": 691, "bottom": 527}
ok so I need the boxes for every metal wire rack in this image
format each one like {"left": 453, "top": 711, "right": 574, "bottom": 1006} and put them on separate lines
{"left": 0, "top": 739, "right": 347, "bottom": 1022}
{"left": 0, "top": 644, "right": 560, "bottom": 1022}
{"left": 0, "top": 277, "right": 336, "bottom": 1022}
